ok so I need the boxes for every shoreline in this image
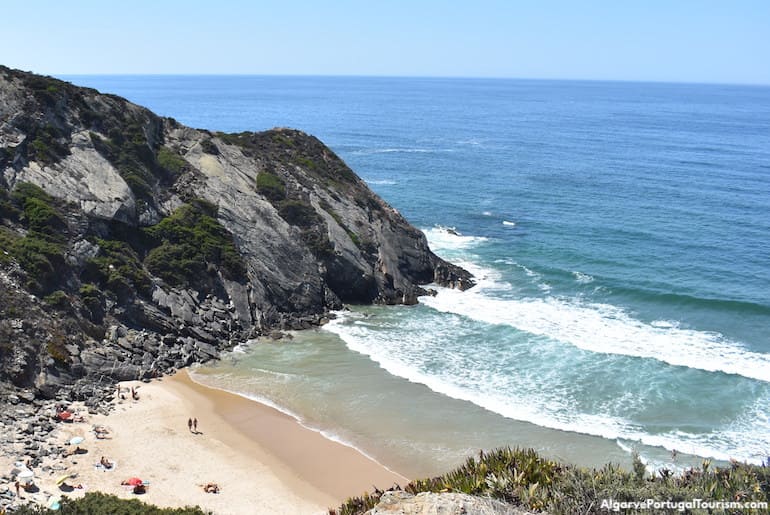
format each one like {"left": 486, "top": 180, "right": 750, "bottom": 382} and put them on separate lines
{"left": 175, "top": 370, "right": 410, "bottom": 498}
{"left": 1, "top": 370, "right": 408, "bottom": 515}
{"left": 185, "top": 368, "right": 409, "bottom": 483}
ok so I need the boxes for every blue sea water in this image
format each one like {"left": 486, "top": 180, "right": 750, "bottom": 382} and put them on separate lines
{"left": 64, "top": 75, "right": 770, "bottom": 472}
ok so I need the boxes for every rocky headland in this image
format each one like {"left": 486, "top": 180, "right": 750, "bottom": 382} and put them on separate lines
{"left": 0, "top": 65, "right": 472, "bottom": 482}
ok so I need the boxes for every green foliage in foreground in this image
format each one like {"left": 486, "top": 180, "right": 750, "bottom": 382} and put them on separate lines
{"left": 332, "top": 447, "right": 770, "bottom": 515}
{"left": 12, "top": 491, "right": 210, "bottom": 515}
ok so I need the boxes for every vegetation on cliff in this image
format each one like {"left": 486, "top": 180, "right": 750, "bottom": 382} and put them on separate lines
{"left": 143, "top": 200, "right": 245, "bottom": 286}
{"left": 333, "top": 447, "right": 770, "bottom": 514}
{"left": 0, "top": 65, "right": 472, "bottom": 405}
{"left": 0, "top": 183, "right": 66, "bottom": 292}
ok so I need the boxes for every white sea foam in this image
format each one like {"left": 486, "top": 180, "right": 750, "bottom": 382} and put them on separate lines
{"left": 230, "top": 339, "right": 258, "bottom": 354}
{"left": 572, "top": 271, "right": 594, "bottom": 284}
{"left": 324, "top": 312, "right": 768, "bottom": 465}
{"left": 502, "top": 220, "right": 516, "bottom": 227}
{"left": 353, "top": 147, "right": 451, "bottom": 155}
{"left": 420, "top": 284, "right": 770, "bottom": 383}
{"left": 366, "top": 178, "right": 397, "bottom": 185}
{"left": 421, "top": 226, "right": 489, "bottom": 253}
{"left": 422, "top": 229, "right": 770, "bottom": 383}
{"left": 404, "top": 227, "right": 770, "bottom": 463}
{"left": 650, "top": 320, "right": 679, "bottom": 329}
{"left": 482, "top": 211, "right": 492, "bottom": 216}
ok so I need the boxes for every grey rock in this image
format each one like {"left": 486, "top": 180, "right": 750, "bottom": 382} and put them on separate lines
{"left": 0, "top": 66, "right": 473, "bottom": 405}
{"left": 365, "top": 491, "right": 534, "bottom": 515}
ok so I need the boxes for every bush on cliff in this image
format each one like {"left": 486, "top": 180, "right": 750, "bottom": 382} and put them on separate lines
{"left": 83, "top": 238, "right": 153, "bottom": 299}
{"left": 143, "top": 201, "right": 245, "bottom": 287}
{"left": 0, "top": 183, "right": 66, "bottom": 292}
{"left": 256, "top": 171, "right": 286, "bottom": 201}
{"left": 157, "top": 146, "right": 188, "bottom": 176}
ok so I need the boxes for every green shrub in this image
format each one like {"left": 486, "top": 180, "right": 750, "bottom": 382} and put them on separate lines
{"left": 79, "top": 283, "right": 101, "bottom": 298}
{"left": 295, "top": 156, "right": 317, "bottom": 170}
{"left": 199, "top": 138, "right": 219, "bottom": 155}
{"left": 0, "top": 185, "right": 66, "bottom": 291}
{"left": 143, "top": 202, "right": 245, "bottom": 287}
{"left": 333, "top": 447, "right": 770, "bottom": 515}
{"left": 12, "top": 182, "right": 66, "bottom": 239}
{"left": 83, "top": 239, "right": 153, "bottom": 298}
{"left": 144, "top": 243, "right": 205, "bottom": 286}
{"left": 78, "top": 282, "right": 104, "bottom": 319}
{"left": 46, "top": 331, "right": 69, "bottom": 365}
{"left": 272, "top": 132, "right": 295, "bottom": 147}
{"left": 0, "top": 226, "right": 21, "bottom": 265}
{"left": 256, "top": 171, "right": 286, "bottom": 201}
{"left": 43, "top": 290, "right": 69, "bottom": 309}
{"left": 12, "top": 491, "right": 210, "bottom": 514}
{"left": 277, "top": 200, "right": 321, "bottom": 228}
{"left": 9, "top": 235, "right": 64, "bottom": 291}
{"left": 157, "top": 146, "right": 188, "bottom": 175}
{"left": 26, "top": 124, "right": 70, "bottom": 164}
{"left": 90, "top": 126, "right": 159, "bottom": 200}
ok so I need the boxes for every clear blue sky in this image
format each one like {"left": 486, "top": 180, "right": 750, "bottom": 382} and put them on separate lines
{"left": 3, "top": 0, "right": 768, "bottom": 84}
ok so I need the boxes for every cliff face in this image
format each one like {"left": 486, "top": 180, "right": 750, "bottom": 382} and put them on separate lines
{"left": 0, "top": 66, "right": 472, "bottom": 401}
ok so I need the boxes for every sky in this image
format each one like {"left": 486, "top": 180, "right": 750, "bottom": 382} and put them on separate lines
{"left": 2, "top": 0, "right": 769, "bottom": 84}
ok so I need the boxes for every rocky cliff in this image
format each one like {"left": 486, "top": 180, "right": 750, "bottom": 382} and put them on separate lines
{"left": 0, "top": 66, "right": 472, "bottom": 403}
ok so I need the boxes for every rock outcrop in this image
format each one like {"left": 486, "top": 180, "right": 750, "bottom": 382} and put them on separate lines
{"left": 0, "top": 65, "right": 473, "bottom": 402}
{"left": 364, "top": 491, "right": 534, "bottom": 514}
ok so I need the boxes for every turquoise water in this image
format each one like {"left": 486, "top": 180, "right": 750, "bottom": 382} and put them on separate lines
{"left": 65, "top": 76, "right": 770, "bottom": 472}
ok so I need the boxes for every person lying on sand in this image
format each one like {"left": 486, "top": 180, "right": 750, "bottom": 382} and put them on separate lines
{"left": 203, "top": 482, "right": 220, "bottom": 494}
{"left": 99, "top": 456, "right": 113, "bottom": 469}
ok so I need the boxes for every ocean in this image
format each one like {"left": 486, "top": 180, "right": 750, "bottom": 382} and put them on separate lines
{"left": 63, "top": 75, "right": 770, "bottom": 477}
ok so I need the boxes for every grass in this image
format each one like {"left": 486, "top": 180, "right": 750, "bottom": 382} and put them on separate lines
{"left": 332, "top": 447, "right": 770, "bottom": 515}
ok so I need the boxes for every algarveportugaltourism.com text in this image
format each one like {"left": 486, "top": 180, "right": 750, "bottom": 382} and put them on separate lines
{"left": 601, "top": 498, "right": 768, "bottom": 512}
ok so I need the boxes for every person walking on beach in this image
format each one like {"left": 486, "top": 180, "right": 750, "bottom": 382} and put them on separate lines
{"left": 14, "top": 480, "right": 20, "bottom": 498}
{"left": 193, "top": 417, "right": 198, "bottom": 433}
{"left": 188, "top": 417, "right": 193, "bottom": 432}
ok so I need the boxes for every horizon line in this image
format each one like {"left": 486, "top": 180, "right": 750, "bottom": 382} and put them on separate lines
{"left": 46, "top": 71, "right": 770, "bottom": 89}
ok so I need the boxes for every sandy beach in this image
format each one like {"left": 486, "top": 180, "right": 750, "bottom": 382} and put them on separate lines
{"left": 2, "top": 371, "right": 407, "bottom": 515}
